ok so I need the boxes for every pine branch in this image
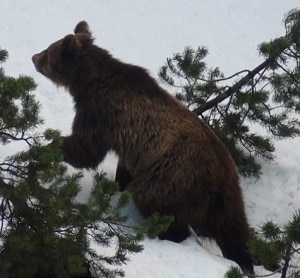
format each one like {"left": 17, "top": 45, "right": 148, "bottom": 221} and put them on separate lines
{"left": 281, "top": 244, "right": 292, "bottom": 278}
{"left": 193, "top": 56, "right": 276, "bottom": 115}
{"left": 193, "top": 30, "right": 298, "bottom": 116}
{"left": 246, "top": 268, "right": 282, "bottom": 278}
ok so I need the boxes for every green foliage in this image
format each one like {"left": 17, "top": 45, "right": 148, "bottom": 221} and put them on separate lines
{"left": 140, "top": 212, "right": 173, "bottom": 239}
{"left": 261, "top": 221, "right": 282, "bottom": 239}
{"left": 225, "top": 211, "right": 300, "bottom": 277}
{"left": 249, "top": 211, "right": 300, "bottom": 278}
{"left": 224, "top": 266, "right": 243, "bottom": 278}
{"left": 250, "top": 238, "right": 283, "bottom": 270}
{"left": 286, "top": 211, "right": 300, "bottom": 244}
{"left": 0, "top": 128, "right": 146, "bottom": 277}
{"left": 0, "top": 49, "right": 8, "bottom": 64}
{"left": 0, "top": 50, "right": 42, "bottom": 147}
{"left": 0, "top": 48, "right": 169, "bottom": 277}
{"left": 159, "top": 9, "right": 300, "bottom": 177}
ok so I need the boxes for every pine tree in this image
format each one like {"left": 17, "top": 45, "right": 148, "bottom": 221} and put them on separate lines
{"left": 225, "top": 211, "right": 300, "bottom": 278}
{"left": 250, "top": 211, "right": 300, "bottom": 278}
{"left": 0, "top": 48, "right": 170, "bottom": 277}
{"left": 159, "top": 9, "right": 300, "bottom": 177}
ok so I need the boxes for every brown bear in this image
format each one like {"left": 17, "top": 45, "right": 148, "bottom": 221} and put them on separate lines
{"left": 32, "top": 21, "right": 254, "bottom": 274}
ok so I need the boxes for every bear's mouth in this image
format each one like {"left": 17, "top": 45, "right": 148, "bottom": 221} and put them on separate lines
{"left": 33, "top": 65, "right": 44, "bottom": 74}
{"left": 35, "top": 66, "right": 47, "bottom": 77}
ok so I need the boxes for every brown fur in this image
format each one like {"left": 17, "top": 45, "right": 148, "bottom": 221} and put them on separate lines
{"left": 32, "top": 21, "right": 254, "bottom": 274}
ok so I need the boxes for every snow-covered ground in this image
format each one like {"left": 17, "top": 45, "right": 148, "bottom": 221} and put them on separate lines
{"left": 1, "top": 1, "right": 299, "bottom": 277}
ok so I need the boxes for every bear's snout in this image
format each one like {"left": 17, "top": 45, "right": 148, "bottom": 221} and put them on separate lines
{"left": 32, "top": 54, "right": 39, "bottom": 67}
{"left": 32, "top": 53, "right": 44, "bottom": 74}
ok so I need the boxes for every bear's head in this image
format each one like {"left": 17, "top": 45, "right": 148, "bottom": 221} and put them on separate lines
{"left": 32, "top": 21, "right": 94, "bottom": 87}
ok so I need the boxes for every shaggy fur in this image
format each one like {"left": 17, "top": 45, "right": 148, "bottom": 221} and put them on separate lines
{"left": 32, "top": 21, "right": 254, "bottom": 274}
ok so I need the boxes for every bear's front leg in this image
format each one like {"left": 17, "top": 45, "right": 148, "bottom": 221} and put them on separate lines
{"left": 62, "top": 135, "right": 107, "bottom": 169}
{"left": 115, "top": 157, "right": 132, "bottom": 191}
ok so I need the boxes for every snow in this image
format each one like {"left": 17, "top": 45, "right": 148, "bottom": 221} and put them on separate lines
{"left": 1, "top": 1, "right": 300, "bottom": 277}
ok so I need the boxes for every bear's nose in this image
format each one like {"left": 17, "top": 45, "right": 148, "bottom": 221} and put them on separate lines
{"left": 32, "top": 54, "right": 38, "bottom": 65}
{"left": 32, "top": 54, "right": 44, "bottom": 74}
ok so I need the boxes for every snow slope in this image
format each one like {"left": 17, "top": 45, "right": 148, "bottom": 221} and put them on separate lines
{"left": 1, "top": 1, "right": 299, "bottom": 277}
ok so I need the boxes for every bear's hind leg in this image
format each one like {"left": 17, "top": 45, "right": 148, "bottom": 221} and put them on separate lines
{"left": 216, "top": 232, "right": 254, "bottom": 275}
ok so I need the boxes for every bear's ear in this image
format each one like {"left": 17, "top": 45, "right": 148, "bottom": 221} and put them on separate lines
{"left": 74, "top": 21, "right": 92, "bottom": 36}
{"left": 73, "top": 21, "right": 94, "bottom": 47}
{"left": 62, "top": 34, "right": 78, "bottom": 51}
